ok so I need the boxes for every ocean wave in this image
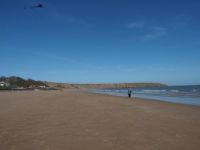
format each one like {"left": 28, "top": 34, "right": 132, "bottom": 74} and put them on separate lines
{"left": 92, "top": 86, "right": 200, "bottom": 98}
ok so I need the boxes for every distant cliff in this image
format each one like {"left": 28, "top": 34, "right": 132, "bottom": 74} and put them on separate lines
{"left": 46, "top": 82, "right": 167, "bottom": 89}
{"left": 73, "top": 83, "right": 167, "bottom": 89}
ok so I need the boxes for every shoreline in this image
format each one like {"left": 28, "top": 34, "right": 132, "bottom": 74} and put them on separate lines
{"left": 0, "top": 90, "right": 200, "bottom": 150}
{"left": 87, "top": 90, "right": 200, "bottom": 109}
{"left": 89, "top": 89, "right": 200, "bottom": 107}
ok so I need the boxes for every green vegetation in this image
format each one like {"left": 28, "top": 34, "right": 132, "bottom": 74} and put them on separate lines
{"left": 1, "top": 76, "right": 167, "bottom": 90}
{"left": 0, "top": 76, "right": 48, "bottom": 89}
{"left": 54, "top": 83, "right": 66, "bottom": 89}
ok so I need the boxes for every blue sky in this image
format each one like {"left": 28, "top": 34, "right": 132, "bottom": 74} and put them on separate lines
{"left": 1, "top": 0, "right": 200, "bottom": 85}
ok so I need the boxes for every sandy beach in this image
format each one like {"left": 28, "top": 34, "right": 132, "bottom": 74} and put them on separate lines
{"left": 0, "top": 90, "right": 200, "bottom": 150}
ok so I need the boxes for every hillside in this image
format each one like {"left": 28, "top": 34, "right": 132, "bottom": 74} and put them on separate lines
{"left": 1, "top": 76, "right": 167, "bottom": 90}
{"left": 46, "top": 82, "right": 167, "bottom": 89}
{"left": 0, "top": 76, "right": 48, "bottom": 89}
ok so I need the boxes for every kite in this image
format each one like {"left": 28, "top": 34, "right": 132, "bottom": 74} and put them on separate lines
{"left": 31, "top": 3, "right": 43, "bottom": 8}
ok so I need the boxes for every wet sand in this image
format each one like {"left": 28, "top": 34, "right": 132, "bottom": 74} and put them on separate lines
{"left": 0, "top": 90, "right": 200, "bottom": 150}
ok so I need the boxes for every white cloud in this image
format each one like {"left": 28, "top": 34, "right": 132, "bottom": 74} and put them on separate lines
{"left": 49, "top": 11, "right": 88, "bottom": 26}
{"left": 142, "top": 27, "right": 167, "bottom": 40}
{"left": 125, "top": 20, "right": 167, "bottom": 41}
{"left": 43, "top": 2, "right": 90, "bottom": 26}
{"left": 126, "top": 21, "right": 144, "bottom": 28}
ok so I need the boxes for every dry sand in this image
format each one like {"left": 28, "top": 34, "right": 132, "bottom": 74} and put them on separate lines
{"left": 0, "top": 90, "right": 200, "bottom": 150}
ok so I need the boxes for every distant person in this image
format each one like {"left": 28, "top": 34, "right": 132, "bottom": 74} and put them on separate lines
{"left": 128, "top": 88, "right": 132, "bottom": 98}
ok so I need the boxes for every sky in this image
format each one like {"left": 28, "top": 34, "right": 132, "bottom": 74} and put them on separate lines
{"left": 1, "top": 0, "right": 200, "bottom": 85}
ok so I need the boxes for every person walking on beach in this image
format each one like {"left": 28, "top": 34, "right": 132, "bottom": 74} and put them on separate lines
{"left": 128, "top": 88, "right": 132, "bottom": 98}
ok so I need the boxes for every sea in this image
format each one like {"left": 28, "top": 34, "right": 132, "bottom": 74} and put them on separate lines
{"left": 90, "top": 85, "right": 200, "bottom": 106}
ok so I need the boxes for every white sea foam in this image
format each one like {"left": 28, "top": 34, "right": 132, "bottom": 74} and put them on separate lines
{"left": 91, "top": 85, "right": 200, "bottom": 106}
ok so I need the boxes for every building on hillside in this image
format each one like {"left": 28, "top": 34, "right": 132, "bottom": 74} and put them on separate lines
{"left": 39, "top": 85, "right": 47, "bottom": 89}
{"left": 0, "top": 81, "right": 10, "bottom": 87}
{"left": 0, "top": 81, "right": 6, "bottom": 87}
